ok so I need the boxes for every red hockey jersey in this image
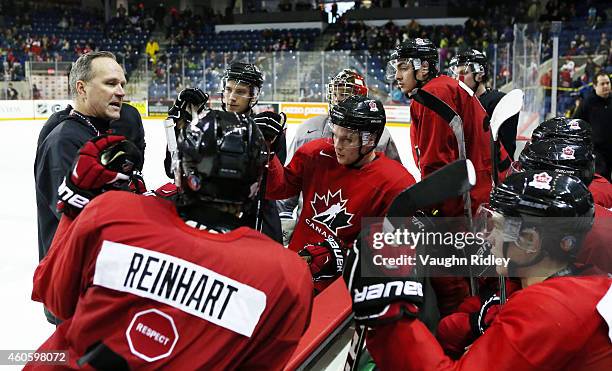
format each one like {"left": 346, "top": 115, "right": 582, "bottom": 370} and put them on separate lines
{"left": 590, "top": 174, "right": 612, "bottom": 209}
{"left": 579, "top": 204, "right": 612, "bottom": 273}
{"left": 265, "top": 138, "right": 416, "bottom": 252}
{"left": 410, "top": 75, "right": 492, "bottom": 217}
{"left": 367, "top": 275, "right": 612, "bottom": 370}
{"left": 29, "top": 192, "right": 313, "bottom": 370}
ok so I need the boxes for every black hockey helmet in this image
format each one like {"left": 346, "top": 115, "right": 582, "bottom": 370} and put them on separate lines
{"left": 177, "top": 109, "right": 267, "bottom": 207}
{"left": 487, "top": 170, "right": 594, "bottom": 262}
{"left": 449, "top": 49, "right": 489, "bottom": 80}
{"left": 518, "top": 139, "right": 595, "bottom": 185}
{"left": 387, "top": 38, "right": 439, "bottom": 82}
{"left": 530, "top": 117, "right": 592, "bottom": 148}
{"left": 222, "top": 61, "right": 264, "bottom": 90}
{"left": 329, "top": 95, "right": 386, "bottom": 147}
{"left": 220, "top": 61, "right": 264, "bottom": 112}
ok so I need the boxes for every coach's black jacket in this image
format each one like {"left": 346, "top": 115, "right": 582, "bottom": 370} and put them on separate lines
{"left": 35, "top": 104, "right": 145, "bottom": 261}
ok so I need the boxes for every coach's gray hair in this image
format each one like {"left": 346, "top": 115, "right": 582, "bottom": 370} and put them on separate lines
{"left": 69, "top": 51, "right": 116, "bottom": 98}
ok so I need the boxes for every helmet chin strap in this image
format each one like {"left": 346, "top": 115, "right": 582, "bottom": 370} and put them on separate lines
{"left": 348, "top": 144, "right": 375, "bottom": 168}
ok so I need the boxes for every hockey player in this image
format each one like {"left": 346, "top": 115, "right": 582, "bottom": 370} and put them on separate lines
{"left": 286, "top": 69, "right": 400, "bottom": 163}
{"left": 279, "top": 68, "right": 401, "bottom": 245}
{"left": 265, "top": 95, "right": 416, "bottom": 291}
{"left": 389, "top": 38, "right": 495, "bottom": 312}
{"left": 449, "top": 49, "right": 519, "bottom": 159}
{"left": 163, "top": 63, "right": 286, "bottom": 243}
{"left": 510, "top": 138, "right": 612, "bottom": 273}
{"left": 528, "top": 116, "right": 612, "bottom": 208}
{"left": 28, "top": 110, "right": 313, "bottom": 370}
{"left": 389, "top": 38, "right": 493, "bottom": 218}
{"left": 220, "top": 61, "right": 286, "bottom": 243}
{"left": 344, "top": 171, "right": 612, "bottom": 370}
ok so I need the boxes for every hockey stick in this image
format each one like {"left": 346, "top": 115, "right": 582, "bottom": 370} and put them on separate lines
{"left": 490, "top": 89, "right": 524, "bottom": 185}
{"left": 412, "top": 89, "right": 473, "bottom": 227}
{"left": 489, "top": 89, "right": 523, "bottom": 305}
{"left": 412, "top": 89, "right": 477, "bottom": 295}
{"left": 345, "top": 159, "right": 476, "bottom": 371}
{"left": 164, "top": 118, "right": 181, "bottom": 188}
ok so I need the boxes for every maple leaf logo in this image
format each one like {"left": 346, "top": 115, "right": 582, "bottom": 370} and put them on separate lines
{"left": 528, "top": 172, "right": 553, "bottom": 190}
{"left": 560, "top": 146, "right": 575, "bottom": 159}
{"left": 310, "top": 189, "right": 354, "bottom": 235}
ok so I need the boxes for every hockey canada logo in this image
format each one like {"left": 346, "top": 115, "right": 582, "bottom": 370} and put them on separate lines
{"left": 368, "top": 100, "right": 378, "bottom": 112}
{"left": 310, "top": 189, "right": 354, "bottom": 235}
{"left": 528, "top": 172, "right": 553, "bottom": 190}
{"left": 560, "top": 146, "right": 575, "bottom": 160}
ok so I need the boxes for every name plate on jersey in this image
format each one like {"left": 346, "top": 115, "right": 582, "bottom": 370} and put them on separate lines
{"left": 94, "top": 240, "right": 267, "bottom": 337}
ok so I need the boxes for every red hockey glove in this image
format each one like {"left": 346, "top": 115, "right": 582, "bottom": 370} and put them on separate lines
{"left": 436, "top": 311, "right": 474, "bottom": 358}
{"left": 57, "top": 135, "right": 143, "bottom": 217}
{"left": 154, "top": 182, "right": 179, "bottom": 199}
{"left": 298, "top": 237, "right": 345, "bottom": 283}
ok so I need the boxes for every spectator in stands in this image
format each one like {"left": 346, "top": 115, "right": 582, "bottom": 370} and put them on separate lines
{"left": 117, "top": 3, "right": 127, "bottom": 18}
{"left": 32, "top": 84, "right": 41, "bottom": 99}
{"left": 6, "top": 82, "right": 18, "bottom": 99}
{"left": 573, "top": 71, "right": 612, "bottom": 180}
{"left": 58, "top": 16, "right": 68, "bottom": 30}
{"left": 331, "top": 2, "right": 338, "bottom": 23}
{"left": 146, "top": 38, "right": 159, "bottom": 64}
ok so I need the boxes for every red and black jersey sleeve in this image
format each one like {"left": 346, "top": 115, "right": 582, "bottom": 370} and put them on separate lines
{"left": 366, "top": 276, "right": 612, "bottom": 371}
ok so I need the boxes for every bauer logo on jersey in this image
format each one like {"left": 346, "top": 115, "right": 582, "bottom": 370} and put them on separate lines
{"left": 569, "top": 121, "right": 581, "bottom": 130}
{"left": 309, "top": 189, "right": 354, "bottom": 235}
{"left": 560, "top": 146, "right": 575, "bottom": 160}
{"left": 528, "top": 172, "right": 553, "bottom": 190}
{"left": 93, "top": 241, "right": 267, "bottom": 337}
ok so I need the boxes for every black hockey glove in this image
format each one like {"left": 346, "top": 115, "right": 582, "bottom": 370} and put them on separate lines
{"left": 253, "top": 111, "right": 286, "bottom": 155}
{"left": 168, "top": 88, "right": 209, "bottom": 122}
{"left": 343, "top": 227, "right": 425, "bottom": 327}
{"left": 57, "top": 135, "right": 144, "bottom": 217}
{"left": 469, "top": 293, "right": 501, "bottom": 337}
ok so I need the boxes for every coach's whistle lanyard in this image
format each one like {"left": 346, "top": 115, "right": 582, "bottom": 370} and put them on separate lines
{"left": 70, "top": 109, "right": 100, "bottom": 136}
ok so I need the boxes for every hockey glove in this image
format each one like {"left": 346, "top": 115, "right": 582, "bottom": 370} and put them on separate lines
{"left": 435, "top": 293, "right": 502, "bottom": 358}
{"left": 253, "top": 111, "right": 286, "bottom": 155}
{"left": 168, "top": 88, "right": 209, "bottom": 122}
{"left": 343, "top": 229, "right": 425, "bottom": 327}
{"left": 469, "top": 293, "right": 501, "bottom": 336}
{"left": 57, "top": 135, "right": 143, "bottom": 217}
{"left": 299, "top": 236, "right": 345, "bottom": 281}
